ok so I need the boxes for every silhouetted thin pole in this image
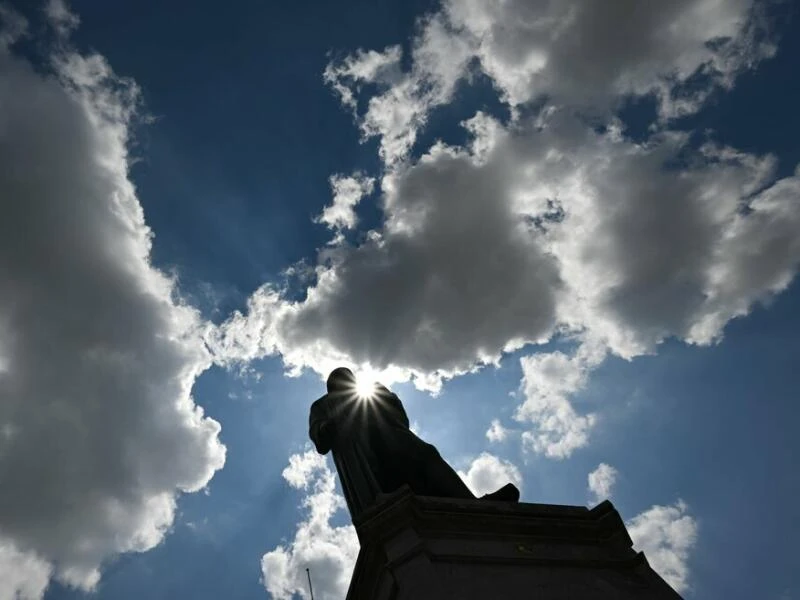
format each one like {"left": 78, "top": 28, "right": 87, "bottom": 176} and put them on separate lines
{"left": 306, "top": 567, "right": 315, "bottom": 600}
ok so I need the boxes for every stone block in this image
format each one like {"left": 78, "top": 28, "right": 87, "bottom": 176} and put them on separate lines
{"left": 346, "top": 486, "right": 682, "bottom": 600}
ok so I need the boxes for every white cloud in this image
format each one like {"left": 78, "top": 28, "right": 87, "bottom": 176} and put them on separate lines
{"left": 316, "top": 173, "right": 375, "bottom": 231}
{"left": 0, "top": 538, "right": 52, "bottom": 600}
{"left": 457, "top": 453, "right": 523, "bottom": 497}
{"left": 516, "top": 340, "right": 605, "bottom": 458}
{"left": 45, "top": 0, "right": 80, "bottom": 37}
{"left": 485, "top": 419, "right": 508, "bottom": 443}
{"left": 0, "top": 7, "right": 225, "bottom": 597}
{"left": 627, "top": 501, "right": 698, "bottom": 594}
{"left": 282, "top": 449, "right": 331, "bottom": 490}
{"left": 324, "top": 0, "right": 774, "bottom": 163}
{"left": 587, "top": 463, "right": 618, "bottom": 503}
{"left": 261, "top": 450, "right": 359, "bottom": 600}
{"left": 210, "top": 0, "right": 800, "bottom": 455}
{"left": 0, "top": 4, "right": 27, "bottom": 47}
{"left": 324, "top": 13, "right": 474, "bottom": 164}
{"left": 444, "top": 0, "right": 774, "bottom": 115}
{"left": 323, "top": 45, "right": 403, "bottom": 114}
{"left": 687, "top": 165, "right": 800, "bottom": 343}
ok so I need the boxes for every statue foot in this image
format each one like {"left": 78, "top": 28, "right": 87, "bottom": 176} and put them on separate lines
{"left": 480, "top": 483, "right": 520, "bottom": 502}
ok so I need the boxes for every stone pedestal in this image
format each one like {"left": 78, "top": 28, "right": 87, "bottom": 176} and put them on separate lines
{"left": 346, "top": 486, "right": 682, "bottom": 599}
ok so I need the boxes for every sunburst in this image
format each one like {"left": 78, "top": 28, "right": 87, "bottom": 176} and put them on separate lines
{"left": 354, "top": 371, "right": 377, "bottom": 399}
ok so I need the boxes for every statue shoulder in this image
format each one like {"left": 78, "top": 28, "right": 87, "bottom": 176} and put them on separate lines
{"left": 376, "top": 385, "right": 404, "bottom": 407}
{"left": 375, "top": 384, "right": 396, "bottom": 401}
{"left": 375, "top": 384, "right": 410, "bottom": 427}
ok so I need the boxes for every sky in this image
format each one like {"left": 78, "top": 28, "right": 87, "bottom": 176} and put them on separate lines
{"left": 0, "top": 0, "right": 799, "bottom": 599}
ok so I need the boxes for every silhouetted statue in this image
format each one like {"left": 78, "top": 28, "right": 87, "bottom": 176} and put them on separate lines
{"left": 309, "top": 367, "right": 519, "bottom": 520}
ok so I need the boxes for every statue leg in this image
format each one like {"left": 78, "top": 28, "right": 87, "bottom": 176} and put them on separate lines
{"left": 422, "top": 445, "right": 476, "bottom": 499}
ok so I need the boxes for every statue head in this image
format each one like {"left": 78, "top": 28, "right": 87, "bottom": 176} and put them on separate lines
{"left": 327, "top": 367, "right": 356, "bottom": 394}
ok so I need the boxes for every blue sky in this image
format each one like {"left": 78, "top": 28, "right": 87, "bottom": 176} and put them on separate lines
{"left": 0, "top": 1, "right": 798, "bottom": 600}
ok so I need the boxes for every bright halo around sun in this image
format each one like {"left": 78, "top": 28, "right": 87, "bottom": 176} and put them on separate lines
{"left": 354, "top": 371, "right": 377, "bottom": 399}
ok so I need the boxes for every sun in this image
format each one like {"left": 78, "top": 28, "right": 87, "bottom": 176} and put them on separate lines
{"left": 354, "top": 372, "right": 377, "bottom": 399}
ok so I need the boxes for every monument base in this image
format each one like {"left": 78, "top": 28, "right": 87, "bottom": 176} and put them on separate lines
{"left": 347, "top": 486, "right": 682, "bottom": 599}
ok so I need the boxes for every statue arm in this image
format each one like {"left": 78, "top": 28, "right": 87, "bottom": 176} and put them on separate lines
{"left": 309, "top": 397, "right": 335, "bottom": 454}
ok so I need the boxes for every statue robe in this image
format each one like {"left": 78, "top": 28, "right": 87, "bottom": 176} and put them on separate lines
{"left": 308, "top": 385, "right": 435, "bottom": 519}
